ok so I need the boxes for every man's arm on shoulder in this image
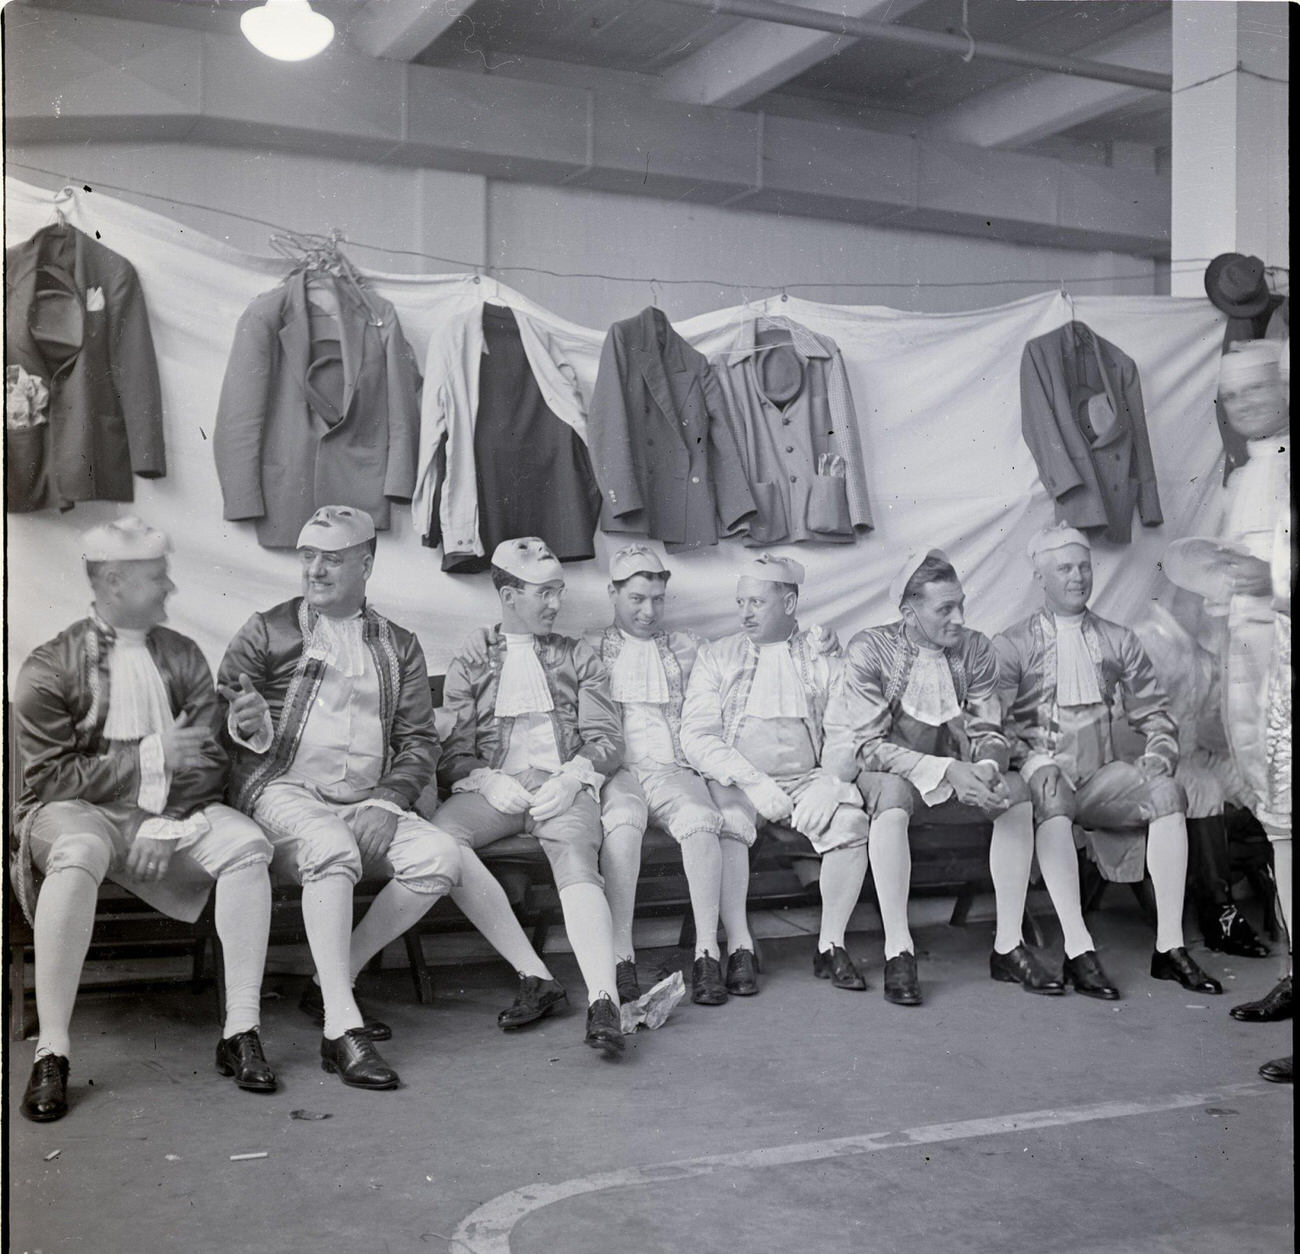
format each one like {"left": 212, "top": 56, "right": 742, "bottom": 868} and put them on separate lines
{"left": 571, "top": 638, "right": 624, "bottom": 778}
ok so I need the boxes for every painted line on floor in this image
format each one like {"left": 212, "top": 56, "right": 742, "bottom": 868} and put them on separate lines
{"left": 450, "top": 1081, "right": 1279, "bottom": 1253}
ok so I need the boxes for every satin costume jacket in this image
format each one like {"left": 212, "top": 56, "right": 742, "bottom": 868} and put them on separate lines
{"left": 681, "top": 628, "right": 840, "bottom": 784}
{"left": 710, "top": 315, "right": 873, "bottom": 545}
{"left": 585, "top": 625, "right": 704, "bottom": 765}
{"left": 11, "top": 618, "right": 228, "bottom": 914}
{"left": 587, "top": 306, "right": 757, "bottom": 552}
{"left": 1019, "top": 322, "right": 1162, "bottom": 544}
{"left": 994, "top": 610, "right": 1179, "bottom": 776}
{"left": 219, "top": 598, "right": 439, "bottom": 814}
{"left": 823, "top": 622, "right": 1011, "bottom": 780}
{"left": 437, "top": 629, "right": 624, "bottom": 787}
{"left": 5, "top": 224, "right": 165, "bottom": 513}
{"left": 213, "top": 273, "right": 421, "bottom": 548}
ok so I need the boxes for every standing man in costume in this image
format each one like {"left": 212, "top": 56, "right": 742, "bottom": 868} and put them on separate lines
{"left": 13, "top": 517, "right": 277, "bottom": 1122}
{"left": 996, "top": 524, "right": 1221, "bottom": 1000}
{"left": 681, "top": 555, "right": 875, "bottom": 999}
{"left": 589, "top": 544, "right": 755, "bottom": 1006}
{"left": 220, "top": 507, "right": 556, "bottom": 1090}
{"left": 826, "top": 549, "right": 1056, "bottom": 1006}
{"left": 433, "top": 538, "right": 627, "bottom": 1055}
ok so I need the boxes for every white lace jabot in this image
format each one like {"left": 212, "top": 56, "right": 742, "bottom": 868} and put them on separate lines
{"left": 102, "top": 626, "right": 175, "bottom": 741}
{"left": 495, "top": 633, "right": 555, "bottom": 718}
{"left": 1055, "top": 613, "right": 1102, "bottom": 706}
{"left": 609, "top": 632, "right": 670, "bottom": 705}
{"left": 900, "top": 645, "right": 960, "bottom": 726}
{"left": 745, "top": 641, "right": 809, "bottom": 719}
{"left": 304, "top": 612, "right": 367, "bottom": 678}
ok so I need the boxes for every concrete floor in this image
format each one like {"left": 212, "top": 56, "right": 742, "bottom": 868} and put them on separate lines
{"left": 5, "top": 895, "right": 1293, "bottom": 1254}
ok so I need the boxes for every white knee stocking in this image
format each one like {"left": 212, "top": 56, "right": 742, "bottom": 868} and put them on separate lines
{"left": 600, "top": 823, "right": 643, "bottom": 963}
{"left": 989, "top": 802, "right": 1034, "bottom": 954}
{"left": 1146, "top": 813, "right": 1188, "bottom": 953}
{"left": 450, "top": 851, "right": 552, "bottom": 979}
{"left": 680, "top": 833, "right": 722, "bottom": 959}
{"left": 866, "top": 809, "right": 910, "bottom": 958}
{"left": 301, "top": 876, "right": 363, "bottom": 1039}
{"left": 557, "top": 882, "right": 619, "bottom": 1006}
{"left": 350, "top": 878, "right": 444, "bottom": 980}
{"left": 33, "top": 867, "right": 99, "bottom": 1061}
{"left": 718, "top": 839, "right": 754, "bottom": 954}
{"left": 1273, "top": 837, "right": 1293, "bottom": 965}
{"left": 215, "top": 862, "right": 270, "bottom": 1038}
{"left": 1036, "top": 816, "right": 1094, "bottom": 958}
{"left": 820, "top": 843, "right": 870, "bottom": 953}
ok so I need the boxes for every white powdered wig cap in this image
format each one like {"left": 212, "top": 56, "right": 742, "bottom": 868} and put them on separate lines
{"left": 889, "top": 547, "right": 953, "bottom": 607}
{"left": 1218, "top": 339, "right": 1282, "bottom": 389}
{"left": 740, "top": 553, "right": 806, "bottom": 586}
{"left": 82, "top": 515, "right": 171, "bottom": 563}
{"left": 1026, "top": 522, "right": 1091, "bottom": 563}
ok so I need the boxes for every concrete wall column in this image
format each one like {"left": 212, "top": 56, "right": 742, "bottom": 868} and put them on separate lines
{"left": 1170, "top": 1, "right": 1289, "bottom": 295}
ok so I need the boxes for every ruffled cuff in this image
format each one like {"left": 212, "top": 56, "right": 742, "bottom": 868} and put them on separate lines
{"left": 136, "top": 812, "right": 210, "bottom": 845}
{"left": 1019, "top": 753, "right": 1058, "bottom": 785}
{"left": 361, "top": 798, "right": 407, "bottom": 818}
{"left": 561, "top": 756, "right": 604, "bottom": 800}
{"left": 1137, "top": 752, "right": 1172, "bottom": 780}
{"left": 228, "top": 707, "right": 274, "bottom": 755}
{"left": 137, "top": 733, "right": 169, "bottom": 815}
{"left": 452, "top": 767, "right": 495, "bottom": 795}
{"left": 907, "top": 754, "right": 953, "bottom": 806}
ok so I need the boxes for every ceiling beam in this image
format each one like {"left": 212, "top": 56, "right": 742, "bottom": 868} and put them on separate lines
{"left": 928, "top": 17, "right": 1172, "bottom": 149}
{"left": 3, "top": 7, "right": 1170, "bottom": 256}
{"left": 347, "top": 0, "right": 468, "bottom": 61}
{"left": 658, "top": 0, "right": 927, "bottom": 108}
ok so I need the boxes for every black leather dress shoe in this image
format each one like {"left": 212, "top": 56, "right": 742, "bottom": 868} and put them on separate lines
{"left": 320, "top": 1030, "right": 400, "bottom": 1089}
{"left": 692, "top": 955, "right": 728, "bottom": 1006}
{"left": 1259, "top": 1055, "right": 1293, "bottom": 1084}
{"left": 215, "top": 1028, "right": 277, "bottom": 1092}
{"left": 1200, "top": 906, "right": 1270, "bottom": 959}
{"left": 883, "top": 952, "right": 922, "bottom": 1006}
{"left": 814, "top": 945, "right": 867, "bottom": 991}
{"left": 725, "top": 948, "right": 760, "bottom": 996}
{"left": 299, "top": 981, "right": 391, "bottom": 1041}
{"left": 1063, "top": 950, "right": 1120, "bottom": 1000}
{"left": 990, "top": 944, "right": 1065, "bottom": 995}
{"left": 1151, "top": 947, "right": 1222, "bottom": 994}
{"left": 584, "top": 995, "right": 625, "bottom": 1054}
{"left": 498, "top": 975, "right": 568, "bottom": 1030}
{"left": 1230, "top": 976, "right": 1292, "bottom": 1023}
{"left": 615, "top": 959, "right": 641, "bottom": 1006}
{"left": 21, "top": 1054, "right": 69, "bottom": 1123}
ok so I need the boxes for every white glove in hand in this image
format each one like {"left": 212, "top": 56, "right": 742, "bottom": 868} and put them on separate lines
{"left": 790, "top": 774, "right": 842, "bottom": 837}
{"left": 741, "top": 775, "right": 794, "bottom": 823}
{"left": 481, "top": 771, "right": 535, "bottom": 815}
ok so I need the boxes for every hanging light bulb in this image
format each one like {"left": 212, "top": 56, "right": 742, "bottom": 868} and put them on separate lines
{"left": 240, "top": 0, "right": 335, "bottom": 62}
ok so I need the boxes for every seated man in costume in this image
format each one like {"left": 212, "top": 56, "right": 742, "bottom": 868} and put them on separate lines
{"left": 826, "top": 549, "right": 1055, "bottom": 1006}
{"left": 1206, "top": 341, "right": 1291, "bottom": 1079}
{"left": 681, "top": 555, "right": 875, "bottom": 1000}
{"left": 588, "top": 544, "right": 755, "bottom": 1007}
{"left": 433, "top": 537, "right": 627, "bottom": 1055}
{"left": 996, "top": 524, "right": 1222, "bottom": 1000}
{"left": 220, "top": 507, "right": 558, "bottom": 1090}
{"left": 13, "top": 517, "right": 277, "bottom": 1122}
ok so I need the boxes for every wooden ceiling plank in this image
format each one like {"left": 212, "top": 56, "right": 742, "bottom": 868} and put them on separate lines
{"left": 349, "top": 0, "right": 470, "bottom": 61}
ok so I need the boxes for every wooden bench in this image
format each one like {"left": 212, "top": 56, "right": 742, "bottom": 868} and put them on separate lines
{"left": 6, "top": 678, "right": 1031, "bottom": 1036}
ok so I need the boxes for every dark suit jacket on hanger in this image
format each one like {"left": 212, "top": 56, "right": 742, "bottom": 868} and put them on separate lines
{"left": 5, "top": 224, "right": 165, "bottom": 513}
{"left": 1019, "top": 321, "right": 1163, "bottom": 544}
{"left": 213, "top": 271, "right": 420, "bottom": 549}
{"left": 587, "top": 305, "right": 755, "bottom": 552}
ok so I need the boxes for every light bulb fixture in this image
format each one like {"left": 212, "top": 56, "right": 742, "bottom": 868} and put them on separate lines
{"left": 240, "top": 0, "right": 335, "bottom": 62}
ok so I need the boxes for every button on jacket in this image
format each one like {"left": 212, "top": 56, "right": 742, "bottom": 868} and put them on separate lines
{"left": 1019, "top": 322, "right": 1163, "bottom": 544}
{"left": 5, "top": 224, "right": 165, "bottom": 513}
{"left": 710, "top": 316, "right": 872, "bottom": 545}
{"left": 587, "top": 306, "right": 756, "bottom": 553}
{"left": 213, "top": 272, "right": 421, "bottom": 549}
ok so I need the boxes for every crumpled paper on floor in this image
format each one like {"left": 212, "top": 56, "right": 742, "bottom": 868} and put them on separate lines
{"left": 620, "top": 969, "right": 686, "bottom": 1034}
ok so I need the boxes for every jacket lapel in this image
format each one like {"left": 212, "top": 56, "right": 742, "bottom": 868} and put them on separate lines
{"left": 278, "top": 274, "right": 312, "bottom": 404}
{"left": 336, "top": 283, "right": 364, "bottom": 419}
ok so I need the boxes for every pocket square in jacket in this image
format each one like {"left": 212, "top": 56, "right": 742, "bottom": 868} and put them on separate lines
{"left": 85, "top": 286, "right": 106, "bottom": 312}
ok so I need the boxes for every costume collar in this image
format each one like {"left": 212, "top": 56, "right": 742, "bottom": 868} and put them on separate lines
{"left": 720, "top": 314, "right": 833, "bottom": 364}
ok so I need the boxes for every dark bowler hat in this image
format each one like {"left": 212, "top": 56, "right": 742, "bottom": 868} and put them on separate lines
{"left": 1204, "top": 253, "right": 1271, "bottom": 317}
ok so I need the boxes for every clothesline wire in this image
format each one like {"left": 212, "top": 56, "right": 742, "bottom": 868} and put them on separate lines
{"left": 7, "top": 160, "right": 1290, "bottom": 296}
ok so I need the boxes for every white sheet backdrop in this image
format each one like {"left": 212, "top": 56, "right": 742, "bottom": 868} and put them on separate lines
{"left": 5, "top": 177, "right": 1229, "bottom": 682}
